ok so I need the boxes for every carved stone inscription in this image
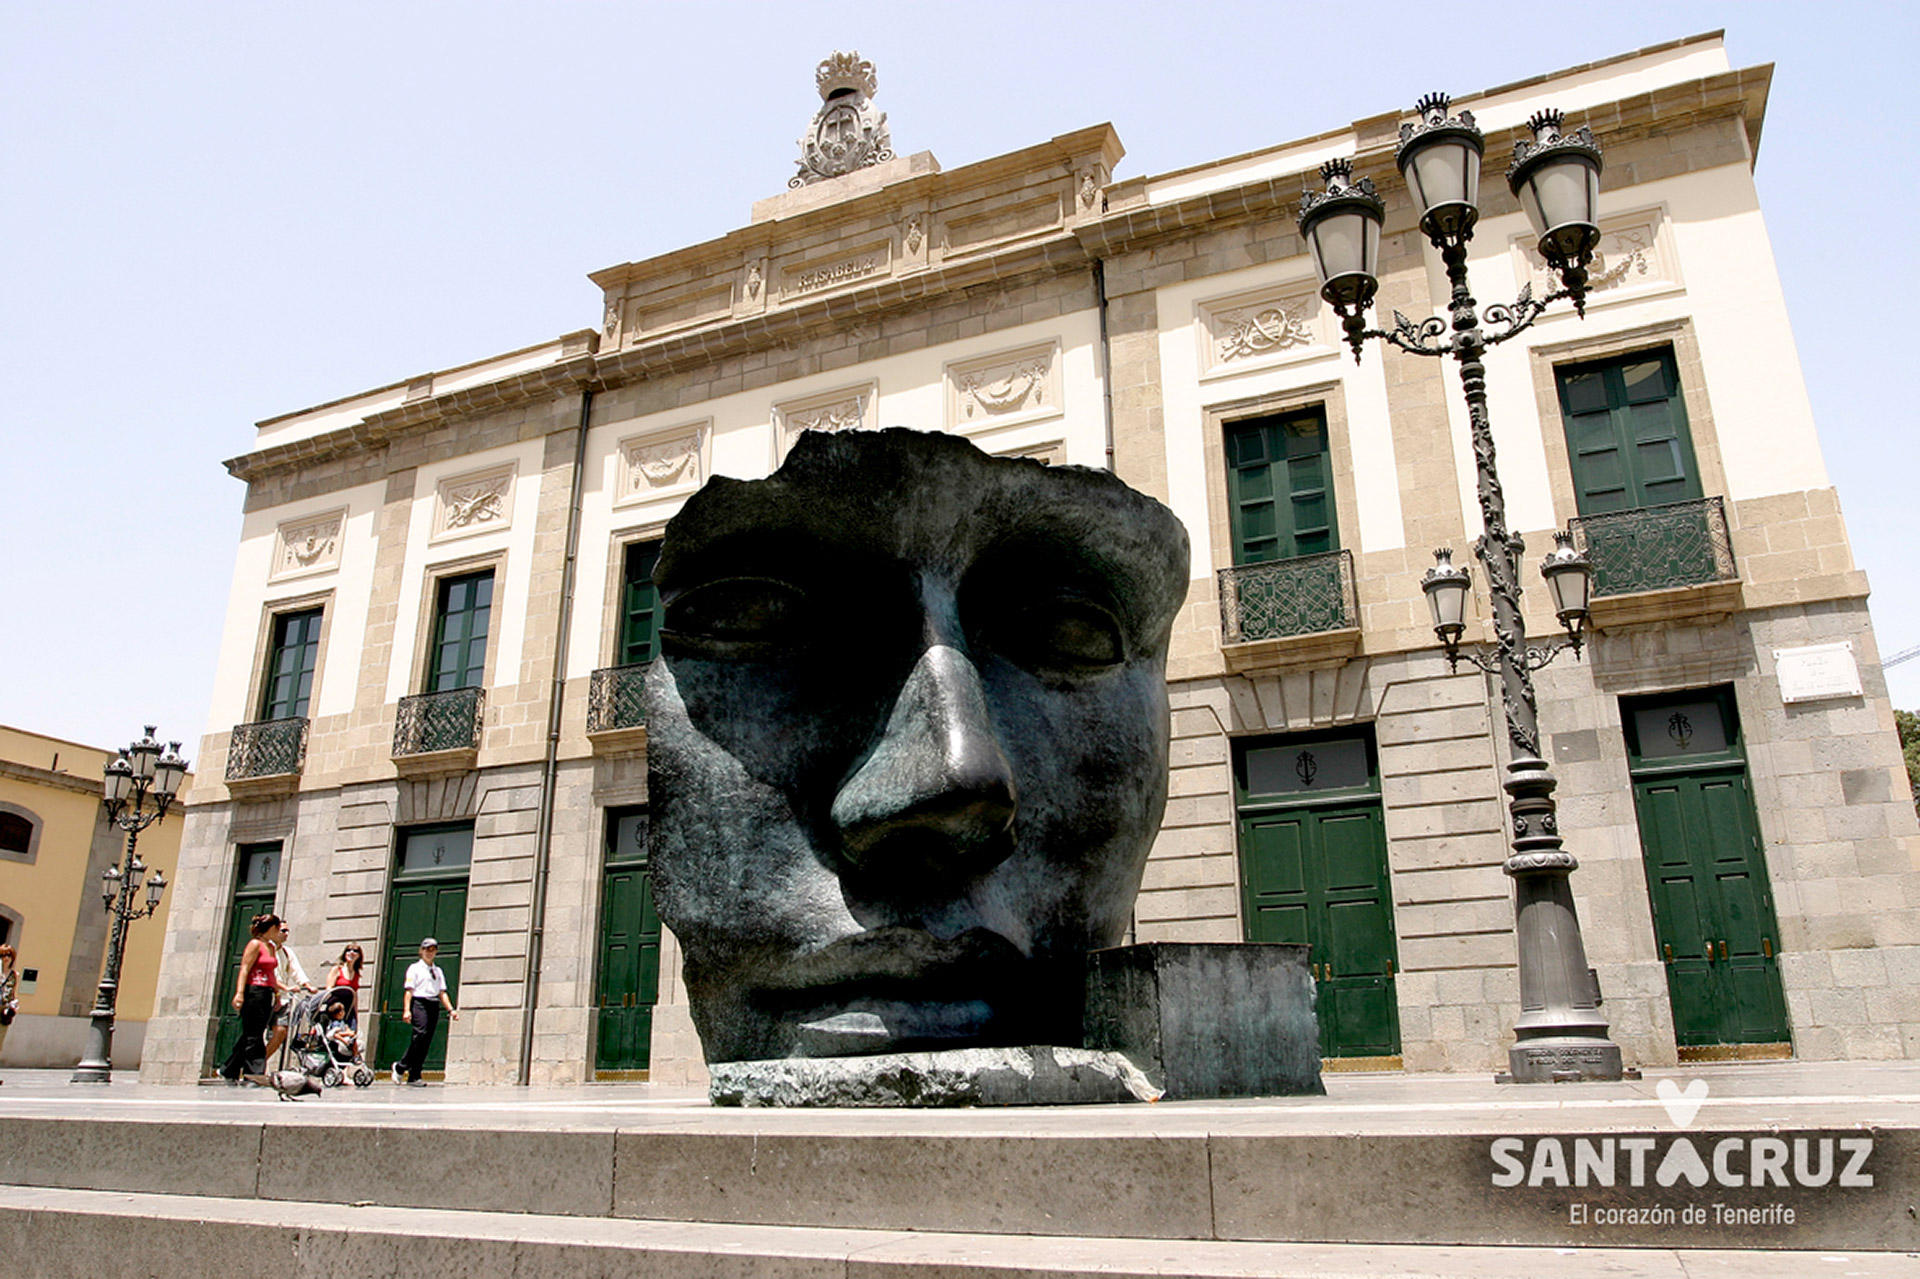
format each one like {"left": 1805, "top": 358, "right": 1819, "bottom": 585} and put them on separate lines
{"left": 776, "top": 383, "right": 876, "bottom": 454}
{"left": 432, "top": 464, "right": 516, "bottom": 541}
{"left": 1201, "top": 287, "right": 1324, "bottom": 370}
{"left": 947, "top": 342, "right": 1059, "bottom": 431}
{"left": 272, "top": 510, "right": 345, "bottom": 580}
{"left": 1519, "top": 211, "right": 1668, "bottom": 299}
{"left": 618, "top": 425, "right": 708, "bottom": 504}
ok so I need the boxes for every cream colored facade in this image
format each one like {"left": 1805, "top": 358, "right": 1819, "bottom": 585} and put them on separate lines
{"left": 144, "top": 34, "right": 1919, "bottom": 1086}
{"left": 0, "top": 726, "right": 184, "bottom": 1068}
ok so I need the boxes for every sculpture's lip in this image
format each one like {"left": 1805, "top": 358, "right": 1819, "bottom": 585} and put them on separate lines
{"left": 756, "top": 925, "right": 1028, "bottom": 1003}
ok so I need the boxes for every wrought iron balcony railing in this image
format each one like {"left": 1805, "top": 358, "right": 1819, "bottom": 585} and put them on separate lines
{"left": 393, "top": 686, "right": 485, "bottom": 757}
{"left": 587, "top": 662, "right": 649, "bottom": 734}
{"left": 1569, "top": 496, "right": 1736, "bottom": 598}
{"left": 1218, "top": 549, "right": 1358, "bottom": 644}
{"left": 225, "top": 717, "right": 308, "bottom": 782}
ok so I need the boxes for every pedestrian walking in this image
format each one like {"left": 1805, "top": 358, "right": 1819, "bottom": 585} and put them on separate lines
{"left": 219, "top": 915, "right": 284, "bottom": 1082}
{"left": 263, "top": 922, "right": 316, "bottom": 1065}
{"left": 393, "top": 938, "right": 457, "bottom": 1086}
{"left": 0, "top": 943, "right": 20, "bottom": 1083}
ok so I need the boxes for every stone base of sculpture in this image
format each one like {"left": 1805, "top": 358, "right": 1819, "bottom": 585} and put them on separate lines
{"left": 709, "top": 1046, "right": 1164, "bottom": 1108}
{"left": 1086, "top": 942, "right": 1325, "bottom": 1100}
{"left": 708, "top": 943, "right": 1325, "bottom": 1107}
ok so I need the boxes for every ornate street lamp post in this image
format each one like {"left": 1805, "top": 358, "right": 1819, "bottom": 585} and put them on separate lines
{"left": 1299, "top": 96, "right": 1634, "bottom": 1083}
{"left": 71, "top": 726, "right": 185, "bottom": 1083}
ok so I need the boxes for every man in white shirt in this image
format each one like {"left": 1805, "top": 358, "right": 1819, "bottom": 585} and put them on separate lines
{"left": 393, "top": 937, "right": 458, "bottom": 1086}
{"left": 263, "top": 924, "right": 316, "bottom": 1064}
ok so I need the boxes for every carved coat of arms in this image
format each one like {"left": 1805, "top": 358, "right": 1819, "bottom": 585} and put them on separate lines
{"left": 791, "top": 52, "right": 893, "bottom": 188}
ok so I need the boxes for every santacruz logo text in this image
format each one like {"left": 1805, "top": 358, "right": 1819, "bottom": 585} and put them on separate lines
{"left": 1489, "top": 1135, "right": 1874, "bottom": 1188}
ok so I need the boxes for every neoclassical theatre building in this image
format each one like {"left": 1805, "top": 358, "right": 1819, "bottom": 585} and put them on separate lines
{"left": 142, "top": 33, "right": 1919, "bottom": 1085}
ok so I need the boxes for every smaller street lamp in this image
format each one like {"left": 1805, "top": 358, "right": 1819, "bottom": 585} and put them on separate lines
{"left": 72, "top": 727, "right": 187, "bottom": 1083}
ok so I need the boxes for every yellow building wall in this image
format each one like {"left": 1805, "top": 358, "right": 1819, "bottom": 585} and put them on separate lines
{"left": 0, "top": 726, "right": 187, "bottom": 1030}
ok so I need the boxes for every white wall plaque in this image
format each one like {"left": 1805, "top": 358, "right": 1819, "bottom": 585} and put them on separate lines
{"left": 432, "top": 463, "right": 517, "bottom": 542}
{"left": 270, "top": 509, "right": 346, "bottom": 581}
{"left": 1197, "top": 282, "right": 1329, "bottom": 375}
{"left": 1775, "top": 641, "right": 1863, "bottom": 703}
{"left": 774, "top": 382, "right": 877, "bottom": 458}
{"left": 1515, "top": 208, "right": 1676, "bottom": 305}
{"left": 945, "top": 341, "right": 1061, "bottom": 433}
{"left": 615, "top": 422, "right": 709, "bottom": 507}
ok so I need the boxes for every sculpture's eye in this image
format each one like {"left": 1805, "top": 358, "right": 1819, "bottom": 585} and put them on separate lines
{"left": 662, "top": 578, "right": 810, "bottom": 658}
{"left": 987, "top": 595, "right": 1125, "bottom": 674}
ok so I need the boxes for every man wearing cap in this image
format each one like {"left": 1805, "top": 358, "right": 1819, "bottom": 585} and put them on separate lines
{"left": 393, "top": 938, "right": 458, "bottom": 1086}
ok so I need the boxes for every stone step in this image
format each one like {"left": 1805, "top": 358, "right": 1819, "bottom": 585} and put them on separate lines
{"left": 4, "top": 1184, "right": 1915, "bottom": 1279}
{"left": 3, "top": 1108, "right": 1917, "bottom": 1252}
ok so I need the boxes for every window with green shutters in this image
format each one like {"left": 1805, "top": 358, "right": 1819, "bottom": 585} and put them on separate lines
{"left": 1225, "top": 409, "right": 1337, "bottom": 564}
{"left": 427, "top": 571, "right": 494, "bottom": 691}
{"left": 1555, "top": 347, "right": 1702, "bottom": 515}
{"left": 619, "top": 542, "right": 662, "bottom": 667}
{"left": 260, "top": 608, "right": 323, "bottom": 720}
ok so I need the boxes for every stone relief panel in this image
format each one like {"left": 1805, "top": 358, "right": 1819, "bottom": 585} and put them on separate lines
{"left": 1514, "top": 208, "right": 1674, "bottom": 304}
{"left": 616, "top": 422, "right": 710, "bottom": 508}
{"left": 995, "top": 438, "right": 1066, "bottom": 466}
{"left": 431, "top": 463, "right": 517, "bottom": 543}
{"left": 945, "top": 341, "right": 1061, "bottom": 434}
{"left": 1199, "top": 284, "right": 1330, "bottom": 375}
{"left": 271, "top": 509, "right": 346, "bottom": 582}
{"left": 774, "top": 382, "right": 877, "bottom": 457}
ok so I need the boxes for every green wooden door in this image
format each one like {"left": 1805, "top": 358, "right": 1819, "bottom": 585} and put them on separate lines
{"left": 212, "top": 842, "right": 280, "bottom": 1070}
{"left": 1634, "top": 767, "right": 1788, "bottom": 1047}
{"left": 1242, "top": 803, "right": 1399, "bottom": 1057}
{"left": 1625, "top": 690, "right": 1789, "bottom": 1050}
{"left": 594, "top": 810, "right": 661, "bottom": 1073}
{"left": 1236, "top": 732, "right": 1398, "bottom": 1060}
{"left": 260, "top": 608, "right": 323, "bottom": 720}
{"left": 374, "top": 824, "right": 472, "bottom": 1073}
{"left": 1226, "top": 409, "right": 1337, "bottom": 564}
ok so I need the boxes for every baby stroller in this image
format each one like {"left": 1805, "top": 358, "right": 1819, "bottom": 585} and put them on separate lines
{"left": 289, "top": 986, "right": 376, "bottom": 1089}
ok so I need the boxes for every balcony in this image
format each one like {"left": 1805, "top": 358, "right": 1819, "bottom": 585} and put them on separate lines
{"left": 392, "top": 686, "right": 485, "bottom": 773}
{"left": 587, "top": 662, "right": 649, "bottom": 753}
{"left": 1570, "top": 496, "right": 1742, "bottom": 628}
{"left": 1217, "top": 549, "right": 1362, "bottom": 672}
{"left": 224, "top": 717, "right": 308, "bottom": 793}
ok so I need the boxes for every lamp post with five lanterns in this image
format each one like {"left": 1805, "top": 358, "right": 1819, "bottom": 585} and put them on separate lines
{"left": 71, "top": 726, "right": 186, "bottom": 1083}
{"left": 1297, "top": 94, "right": 1632, "bottom": 1082}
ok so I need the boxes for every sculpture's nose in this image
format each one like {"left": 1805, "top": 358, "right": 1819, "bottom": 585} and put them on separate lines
{"left": 830, "top": 643, "right": 1018, "bottom": 874}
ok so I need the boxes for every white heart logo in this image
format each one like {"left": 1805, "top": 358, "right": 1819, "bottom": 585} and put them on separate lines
{"left": 1656, "top": 1078, "right": 1708, "bottom": 1128}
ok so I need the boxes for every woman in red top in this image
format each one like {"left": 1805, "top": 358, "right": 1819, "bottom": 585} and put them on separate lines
{"left": 326, "top": 944, "right": 365, "bottom": 1028}
{"left": 219, "top": 914, "right": 284, "bottom": 1083}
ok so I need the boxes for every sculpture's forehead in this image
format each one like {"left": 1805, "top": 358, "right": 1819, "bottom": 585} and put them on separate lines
{"left": 657, "top": 430, "right": 1187, "bottom": 606}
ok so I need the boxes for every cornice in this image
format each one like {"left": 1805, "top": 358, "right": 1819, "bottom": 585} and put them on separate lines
{"left": 226, "top": 356, "right": 600, "bottom": 484}
{"left": 0, "top": 758, "right": 113, "bottom": 798}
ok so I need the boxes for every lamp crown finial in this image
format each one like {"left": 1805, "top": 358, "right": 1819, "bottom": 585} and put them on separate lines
{"left": 1319, "top": 157, "right": 1354, "bottom": 185}
{"left": 1526, "top": 108, "right": 1565, "bottom": 141}
{"left": 1415, "top": 91, "right": 1452, "bottom": 122}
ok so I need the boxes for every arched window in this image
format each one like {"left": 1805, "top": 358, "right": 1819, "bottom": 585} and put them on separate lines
{"left": 0, "top": 804, "right": 39, "bottom": 863}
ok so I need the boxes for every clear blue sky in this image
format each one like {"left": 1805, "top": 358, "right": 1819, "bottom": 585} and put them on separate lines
{"left": 2, "top": 1, "right": 1914, "bottom": 755}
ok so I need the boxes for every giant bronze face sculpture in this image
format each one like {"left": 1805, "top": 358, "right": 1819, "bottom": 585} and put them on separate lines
{"left": 646, "top": 429, "right": 1189, "bottom": 1063}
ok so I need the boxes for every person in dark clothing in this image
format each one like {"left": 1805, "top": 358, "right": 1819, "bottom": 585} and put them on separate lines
{"left": 393, "top": 937, "right": 457, "bottom": 1086}
{"left": 219, "top": 914, "right": 284, "bottom": 1083}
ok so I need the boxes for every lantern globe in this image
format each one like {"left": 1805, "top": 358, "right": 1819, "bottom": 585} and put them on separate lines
{"left": 1396, "top": 93, "right": 1484, "bottom": 245}
{"left": 1297, "top": 158, "right": 1385, "bottom": 311}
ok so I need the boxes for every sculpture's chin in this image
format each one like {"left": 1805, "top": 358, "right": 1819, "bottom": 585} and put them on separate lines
{"left": 789, "top": 999, "right": 999, "bottom": 1057}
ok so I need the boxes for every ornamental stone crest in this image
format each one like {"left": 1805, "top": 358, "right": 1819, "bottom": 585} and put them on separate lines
{"left": 790, "top": 51, "right": 893, "bottom": 188}
{"left": 432, "top": 463, "right": 516, "bottom": 541}
{"left": 272, "top": 510, "right": 345, "bottom": 580}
